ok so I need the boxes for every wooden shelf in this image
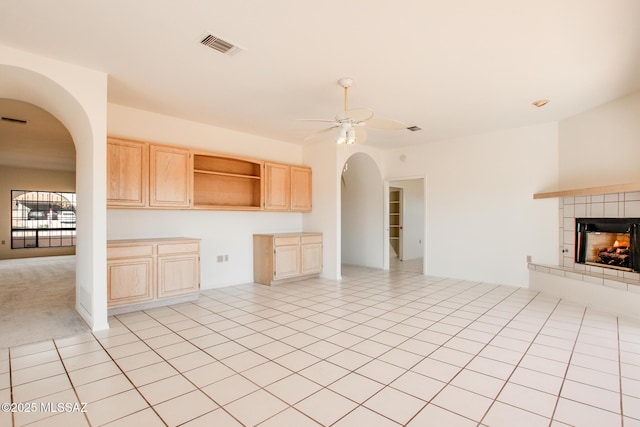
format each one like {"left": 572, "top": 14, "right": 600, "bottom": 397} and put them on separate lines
{"left": 193, "top": 173, "right": 261, "bottom": 208}
{"left": 194, "top": 169, "right": 261, "bottom": 180}
{"left": 533, "top": 182, "right": 640, "bottom": 200}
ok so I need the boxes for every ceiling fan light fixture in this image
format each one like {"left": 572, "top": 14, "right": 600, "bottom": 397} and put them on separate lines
{"left": 346, "top": 128, "right": 356, "bottom": 144}
{"left": 336, "top": 127, "right": 347, "bottom": 144}
{"left": 302, "top": 77, "right": 405, "bottom": 145}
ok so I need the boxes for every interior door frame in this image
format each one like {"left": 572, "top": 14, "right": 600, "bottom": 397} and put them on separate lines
{"left": 383, "top": 176, "right": 427, "bottom": 273}
{"left": 389, "top": 186, "right": 403, "bottom": 261}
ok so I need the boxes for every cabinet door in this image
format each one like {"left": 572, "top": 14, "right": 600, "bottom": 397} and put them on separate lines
{"left": 264, "top": 162, "right": 290, "bottom": 210}
{"left": 150, "top": 144, "right": 191, "bottom": 207}
{"left": 301, "top": 243, "right": 323, "bottom": 275}
{"left": 274, "top": 245, "right": 300, "bottom": 280}
{"left": 157, "top": 254, "right": 200, "bottom": 298}
{"left": 107, "top": 258, "right": 154, "bottom": 307}
{"left": 107, "top": 138, "right": 148, "bottom": 207}
{"left": 290, "top": 166, "right": 312, "bottom": 212}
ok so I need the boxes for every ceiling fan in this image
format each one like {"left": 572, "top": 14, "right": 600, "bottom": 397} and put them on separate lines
{"left": 301, "top": 78, "right": 407, "bottom": 144}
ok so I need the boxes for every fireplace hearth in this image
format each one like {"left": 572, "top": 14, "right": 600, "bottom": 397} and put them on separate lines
{"left": 575, "top": 218, "right": 640, "bottom": 272}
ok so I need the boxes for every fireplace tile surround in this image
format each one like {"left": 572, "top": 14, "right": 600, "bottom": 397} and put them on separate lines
{"left": 560, "top": 192, "right": 640, "bottom": 272}
{"left": 530, "top": 190, "right": 640, "bottom": 293}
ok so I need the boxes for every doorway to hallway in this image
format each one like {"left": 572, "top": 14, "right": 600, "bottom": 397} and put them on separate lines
{"left": 386, "top": 178, "right": 425, "bottom": 274}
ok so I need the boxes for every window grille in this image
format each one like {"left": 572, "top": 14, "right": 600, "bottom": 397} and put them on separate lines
{"left": 11, "top": 190, "right": 77, "bottom": 249}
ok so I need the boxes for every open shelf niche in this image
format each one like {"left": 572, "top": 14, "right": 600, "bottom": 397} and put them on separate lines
{"left": 193, "top": 154, "right": 263, "bottom": 209}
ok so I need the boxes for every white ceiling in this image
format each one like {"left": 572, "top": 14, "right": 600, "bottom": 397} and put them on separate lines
{"left": 0, "top": 0, "right": 639, "bottom": 151}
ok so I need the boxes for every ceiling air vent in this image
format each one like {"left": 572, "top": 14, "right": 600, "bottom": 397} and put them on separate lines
{"left": 407, "top": 125, "right": 422, "bottom": 132}
{"left": 200, "top": 33, "right": 243, "bottom": 56}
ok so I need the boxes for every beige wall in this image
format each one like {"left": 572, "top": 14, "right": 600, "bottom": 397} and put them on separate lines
{"left": 559, "top": 91, "right": 640, "bottom": 189}
{"left": 0, "top": 165, "right": 76, "bottom": 259}
{"left": 383, "top": 122, "right": 560, "bottom": 287}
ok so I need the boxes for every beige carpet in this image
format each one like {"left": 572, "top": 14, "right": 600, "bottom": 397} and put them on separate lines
{"left": 0, "top": 255, "right": 90, "bottom": 348}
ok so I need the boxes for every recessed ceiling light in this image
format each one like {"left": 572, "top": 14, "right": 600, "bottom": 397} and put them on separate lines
{"left": 532, "top": 99, "right": 550, "bottom": 108}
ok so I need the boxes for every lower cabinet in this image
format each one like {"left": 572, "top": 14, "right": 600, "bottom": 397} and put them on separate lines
{"left": 108, "top": 238, "right": 200, "bottom": 310}
{"left": 301, "top": 234, "right": 323, "bottom": 275}
{"left": 253, "top": 233, "right": 323, "bottom": 285}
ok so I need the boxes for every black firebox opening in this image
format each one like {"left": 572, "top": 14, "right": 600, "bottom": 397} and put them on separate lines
{"left": 575, "top": 218, "right": 640, "bottom": 272}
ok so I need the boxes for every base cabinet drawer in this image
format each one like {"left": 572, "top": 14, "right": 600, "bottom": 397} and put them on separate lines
{"left": 108, "top": 238, "right": 200, "bottom": 309}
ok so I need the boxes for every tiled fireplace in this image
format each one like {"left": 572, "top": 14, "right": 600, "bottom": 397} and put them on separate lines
{"left": 560, "top": 192, "right": 640, "bottom": 273}
{"left": 530, "top": 190, "right": 640, "bottom": 319}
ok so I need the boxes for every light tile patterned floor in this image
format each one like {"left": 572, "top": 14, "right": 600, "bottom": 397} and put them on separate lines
{"left": 2, "top": 263, "right": 640, "bottom": 426}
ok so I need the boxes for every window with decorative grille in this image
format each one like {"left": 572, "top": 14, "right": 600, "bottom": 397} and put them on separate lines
{"left": 11, "top": 190, "right": 77, "bottom": 249}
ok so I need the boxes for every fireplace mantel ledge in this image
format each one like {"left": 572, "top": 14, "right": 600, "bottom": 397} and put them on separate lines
{"left": 528, "top": 262, "right": 640, "bottom": 291}
{"left": 533, "top": 182, "right": 640, "bottom": 200}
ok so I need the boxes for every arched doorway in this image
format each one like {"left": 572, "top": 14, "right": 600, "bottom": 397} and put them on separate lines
{"left": 340, "top": 152, "right": 385, "bottom": 269}
{"left": 0, "top": 58, "right": 108, "bottom": 332}
{"left": 0, "top": 99, "right": 85, "bottom": 345}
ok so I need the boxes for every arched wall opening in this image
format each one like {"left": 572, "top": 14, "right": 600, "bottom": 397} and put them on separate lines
{"left": 0, "top": 53, "right": 108, "bottom": 331}
{"left": 340, "top": 152, "right": 385, "bottom": 269}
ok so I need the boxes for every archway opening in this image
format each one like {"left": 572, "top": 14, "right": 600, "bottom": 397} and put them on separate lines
{"left": 340, "top": 152, "right": 384, "bottom": 269}
{"left": 0, "top": 61, "right": 108, "bottom": 337}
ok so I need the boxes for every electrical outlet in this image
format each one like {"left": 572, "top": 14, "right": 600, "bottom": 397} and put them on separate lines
{"left": 526, "top": 255, "right": 532, "bottom": 263}
{"left": 224, "top": 254, "right": 229, "bottom": 262}
{"left": 217, "top": 255, "right": 224, "bottom": 263}
{"left": 1, "top": 240, "right": 5, "bottom": 245}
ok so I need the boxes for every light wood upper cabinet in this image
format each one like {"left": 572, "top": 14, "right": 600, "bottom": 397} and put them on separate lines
{"left": 264, "top": 162, "right": 291, "bottom": 211}
{"left": 290, "top": 166, "right": 312, "bottom": 212}
{"left": 149, "top": 144, "right": 191, "bottom": 208}
{"left": 264, "top": 163, "right": 312, "bottom": 212}
{"left": 107, "top": 138, "right": 148, "bottom": 207}
{"left": 107, "top": 137, "right": 310, "bottom": 212}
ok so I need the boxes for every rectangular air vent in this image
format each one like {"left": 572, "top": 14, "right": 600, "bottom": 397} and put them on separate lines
{"left": 200, "top": 33, "right": 243, "bottom": 56}
{"left": 407, "top": 125, "right": 422, "bottom": 132}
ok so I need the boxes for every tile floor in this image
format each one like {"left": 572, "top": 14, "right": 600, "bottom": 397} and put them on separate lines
{"left": 2, "top": 262, "right": 640, "bottom": 426}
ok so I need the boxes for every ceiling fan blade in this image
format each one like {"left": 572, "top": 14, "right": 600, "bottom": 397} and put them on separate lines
{"left": 356, "top": 127, "right": 367, "bottom": 144}
{"left": 304, "top": 125, "right": 338, "bottom": 142}
{"left": 297, "top": 118, "right": 338, "bottom": 123}
{"left": 336, "top": 108, "right": 374, "bottom": 123}
{"left": 365, "top": 117, "right": 408, "bottom": 130}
